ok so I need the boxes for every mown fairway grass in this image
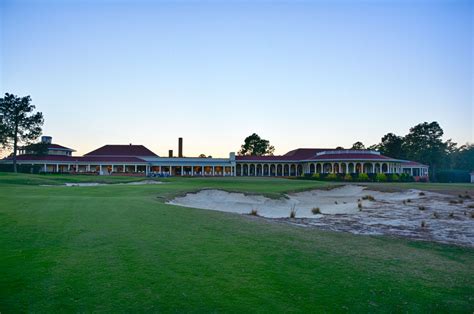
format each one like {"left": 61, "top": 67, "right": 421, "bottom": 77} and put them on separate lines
{"left": 0, "top": 173, "right": 473, "bottom": 312}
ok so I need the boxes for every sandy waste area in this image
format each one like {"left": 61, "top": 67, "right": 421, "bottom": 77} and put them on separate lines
{"left": 42, "top": 180, "right": 163, "bottom": 187}
{"left": 169, "top": 185, "right": 474, "bottom": 247}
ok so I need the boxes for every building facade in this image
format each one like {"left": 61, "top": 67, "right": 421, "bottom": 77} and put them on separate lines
{"left": 1, "top": 136, "right": 429, "bottom": 179}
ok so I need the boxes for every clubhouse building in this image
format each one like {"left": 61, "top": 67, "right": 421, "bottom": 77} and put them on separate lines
{"left": 1, "top": 136, "right": 429, "bottom": 179}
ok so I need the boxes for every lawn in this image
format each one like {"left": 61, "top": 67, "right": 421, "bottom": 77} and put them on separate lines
{"left": 0, "top": 173, "right": 473, "bottom": 312}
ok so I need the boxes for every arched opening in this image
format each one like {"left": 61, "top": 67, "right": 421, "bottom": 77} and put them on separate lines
{"left": 355, "top": 163, "right": 362, "bottom": 173}
{"left": 364, "top": 163, "right": 373, "bottom": 173}
{"left": 310, "top": 163, "right": 315, "bottom": 174}
{"left": 316, "top": 163, "right": 322, "bottom": 173}
{"left": 374, "top": 163, "right": 380, "bottom": 173}
{"left": 348, "top": 163, "right": 354, "bottom": 173}
{"left": 334, "top": 163, "right": 340, "bottom": 173}
{"left": 248, "top": 164, "right": 254, "bottom": 176}
{"left": 297, "top": 165, "right": 303, "bottom": 176}
{"left": 284, "top": 164, "right": 290, "bottom": 176}
{"left": 340, "top": 163, "right": 347, "bottom": 174}
{"left": 323, "top": 163, "right": 332, "bottom": 173}
{"left": 290, "top": 164, "right": 296, "bottom": 176}
{"left": 270, "top": 164, "right": 276, "bottom": 176}
{"left": 255, "top": 164, "right": 261, "bottom": 176}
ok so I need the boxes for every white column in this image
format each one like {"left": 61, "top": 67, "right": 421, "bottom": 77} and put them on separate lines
{"left": 191, "top": 166, "right": 194, "bottom": 176}
{"left": 135, "top": 165, "right": 138, "bottom": 172}
{"left": 87, "top": 164, "right": 91, "bottom": 172}
{"left": 123, "top": 164, "right": 126, "bottom": 173}
{"left": 181, "top": 166, "right": 184, "bottom": 176}
{"left": 212, "top": 166, "right": 215, "bottom": 176}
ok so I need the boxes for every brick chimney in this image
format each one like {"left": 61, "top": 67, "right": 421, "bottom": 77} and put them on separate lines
{"left": 178, "top": 137, "right": 183, "bottom": 158}
{"left": 169, "top": 150, "right": 173, "bottom": 158}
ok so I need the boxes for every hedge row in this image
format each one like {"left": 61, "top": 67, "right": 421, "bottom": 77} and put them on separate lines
{"left": 299, "top": 172, "right": 417, "bottom": 182}
{"left": 435, "top": 170, "right": 471, "bottom": 183}
{"left": 0, "top": 164, "right": 44, "bottom": 174}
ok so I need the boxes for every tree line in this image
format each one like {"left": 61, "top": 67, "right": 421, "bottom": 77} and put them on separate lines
{"left": 351, "top": 122, "right": 473, "bottom": 179}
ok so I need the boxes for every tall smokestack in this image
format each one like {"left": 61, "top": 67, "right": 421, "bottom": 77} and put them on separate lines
{"left": 178, "top": 137, "right": 183, "bottom": 157}
{"left": 169, "top": 150, "right": 173, "bottom": 158}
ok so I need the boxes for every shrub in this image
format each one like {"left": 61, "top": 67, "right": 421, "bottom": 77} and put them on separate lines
{"left": 343, "top": 174, "right": 352, "bottom": 181}
{"left": 249, "top": 209, "right": 259, "bottom": 216}
{"left": 362, "top": 195, "right": 375, "bottom": 201}
{"left": 390, "top": 174, "right": 400, "bottom": 182}
{"left": 289, "top": 205, "right": 297, "bottom": 218}
{"left": 326, "top": 173, "right": 338, "bottom": 181}
{"left": 375, "top": 173, "right": 387, "bottom": 182}
{"left": 357, "top": 173, "right": 369, "bottom": 182}
{"left": 311, "top": 207, "right": 321, "bottom": 214}
{"left": 312, "top": 173, "right": 320, "bottom": 180}
{"left": 399, "top": 173, "right": 414, "bottom": 182}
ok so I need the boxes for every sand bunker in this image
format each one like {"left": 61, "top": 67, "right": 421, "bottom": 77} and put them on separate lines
{"left": 42, "top": 180, "right": 163, "bottom": 187}
{"left": 169, "top": 185, "right": 474, "bottom": 247}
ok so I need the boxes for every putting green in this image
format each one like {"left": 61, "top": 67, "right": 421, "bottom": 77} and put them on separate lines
{"left": 0, "top": 173, "right": 473, "bottom": 312}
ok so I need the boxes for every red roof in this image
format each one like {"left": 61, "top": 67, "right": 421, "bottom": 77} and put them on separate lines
{"left": 402, "top": 161, "right": 429, "bottom": 167}
{"left": 236, "top": 155, "right": 296, "bottom": 161}
{"left": 237, "top": 149, "right": 397, "bottom": 162}
{"left": 48, "top": 144, "right": 75, "bottom": 151}
{"left": 3, "top": 154, "right": 147, "bottom": 163}
{"left": 283, "top": 148, "right": 334, "bottom": 159}
{"left": 306, "top": 153, "right": 394, "bottom": 161}
{"left": 84, "top": 145, "right": 158, "bottom": 157}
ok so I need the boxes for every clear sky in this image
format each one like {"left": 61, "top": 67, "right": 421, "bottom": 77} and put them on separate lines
{"left": 1, "top": 0, "right": 472, "bottom": 157}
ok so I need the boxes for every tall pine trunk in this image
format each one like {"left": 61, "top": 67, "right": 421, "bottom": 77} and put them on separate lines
{"left": 12, "top": 123, "right": 18, "bottom": 173}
